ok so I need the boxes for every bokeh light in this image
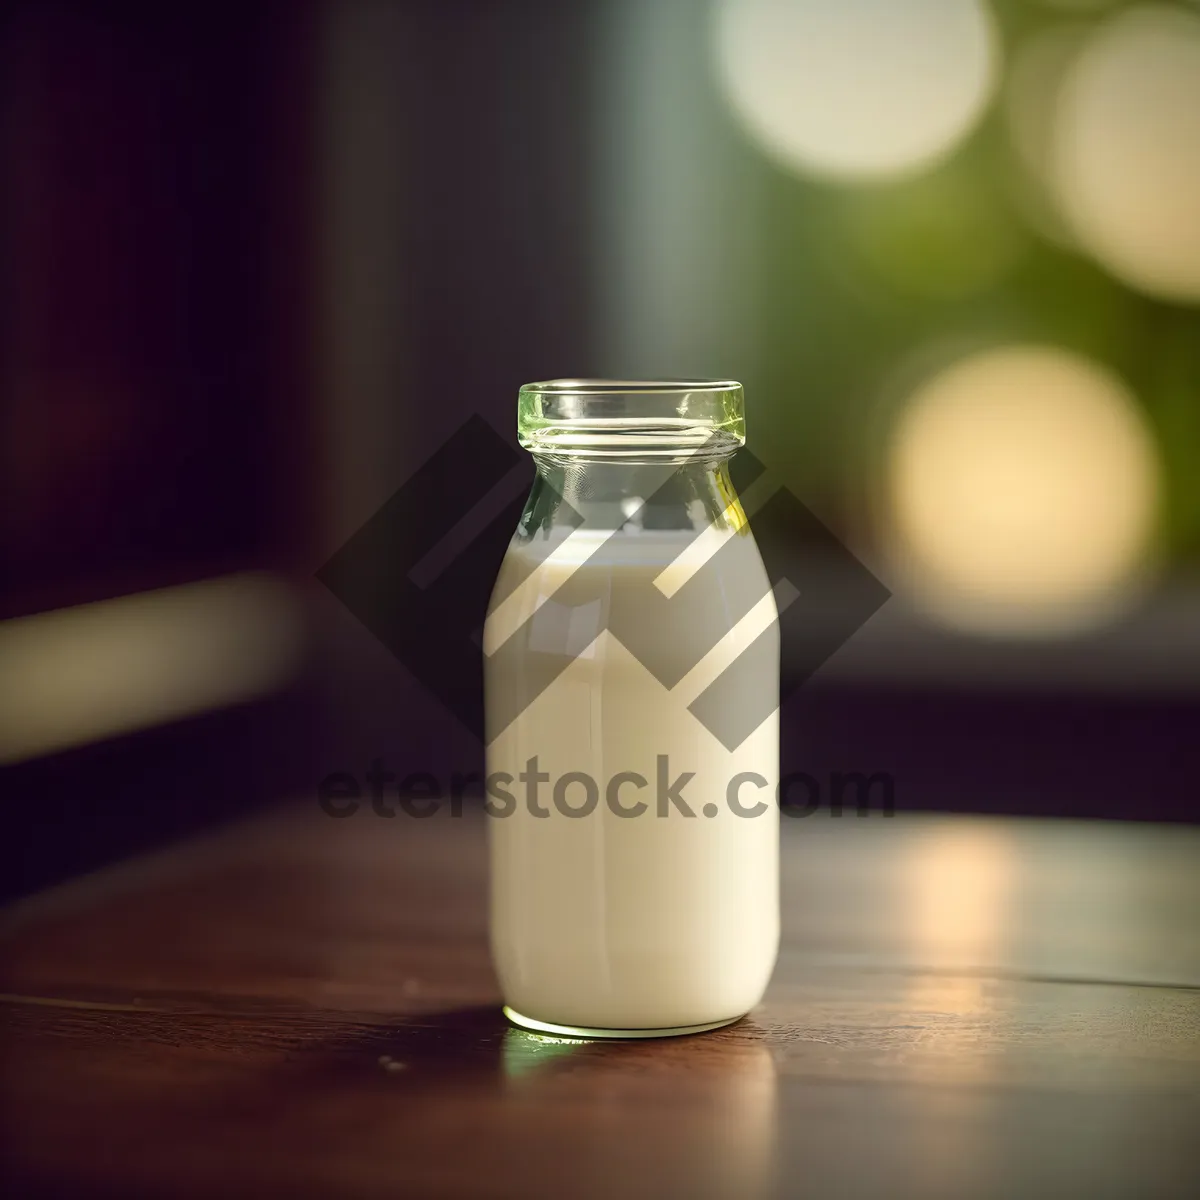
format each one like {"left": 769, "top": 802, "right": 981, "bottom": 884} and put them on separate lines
{"left": 1051, "top": 5, "right": 1200, "bottom": 302}
{"left": 712, "top": 0, "right": 999, "bottom": 183}
{"left": 884, "top": 346, "right": 1160, "bottom": 635}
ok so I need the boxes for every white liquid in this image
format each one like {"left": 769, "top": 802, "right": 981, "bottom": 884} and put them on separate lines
{"left": 484, "top": 529, "right": 779, "bottom": 1030}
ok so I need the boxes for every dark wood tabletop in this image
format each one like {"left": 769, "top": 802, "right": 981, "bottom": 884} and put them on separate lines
{"left": 2, "top": 803, "right": 1198, "bottom": 1199}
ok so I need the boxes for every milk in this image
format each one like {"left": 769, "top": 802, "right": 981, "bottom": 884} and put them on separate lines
{"left": 484, "top": 528, "right": 780, "bottom": 1031}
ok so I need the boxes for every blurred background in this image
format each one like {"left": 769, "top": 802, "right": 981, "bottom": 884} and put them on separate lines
{"left": 3, "top": 0, "right": 1198, "bottom": 899}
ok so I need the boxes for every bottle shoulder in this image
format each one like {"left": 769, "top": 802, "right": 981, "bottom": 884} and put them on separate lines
{"left": 484, "top": 527, "right": 776, "bottom": 658}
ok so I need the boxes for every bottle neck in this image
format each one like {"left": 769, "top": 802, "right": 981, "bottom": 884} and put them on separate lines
{"left": 519, "top": 453, "right": 741, "bottom": 541}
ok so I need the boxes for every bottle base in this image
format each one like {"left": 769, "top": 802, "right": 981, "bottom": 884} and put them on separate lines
{"left": 502, "top": 1005, "right": 743, "bottom": 1040}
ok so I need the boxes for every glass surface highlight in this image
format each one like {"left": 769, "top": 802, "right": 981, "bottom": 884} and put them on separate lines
{"left": 503, "top": 1006, "right": 743, "bottom": 1040}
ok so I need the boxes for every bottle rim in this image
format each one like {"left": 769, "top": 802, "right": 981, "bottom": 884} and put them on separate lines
{"left": 521, "top": 378, "right": 742, "bottom": 395}
{"left": 518, "top": 378, "right": 745, "bottom": 459}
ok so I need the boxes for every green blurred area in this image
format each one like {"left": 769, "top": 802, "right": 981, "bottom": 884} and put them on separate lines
{"left": 666, "top": 0, "right": 1200, "bottom": 565}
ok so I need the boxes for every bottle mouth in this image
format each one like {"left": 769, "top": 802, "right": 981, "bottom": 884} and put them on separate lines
{"left": 518, "top": 378, "right": 745, "bottom": 459}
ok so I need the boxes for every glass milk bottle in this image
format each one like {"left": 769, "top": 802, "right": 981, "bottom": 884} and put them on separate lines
{"left": 483, "top": 380, "right": 779, "bottom": 1037}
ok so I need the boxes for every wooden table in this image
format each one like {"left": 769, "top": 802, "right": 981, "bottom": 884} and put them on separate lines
{"left": 2, "top": 804, "right": 1198, "bottom": 1198}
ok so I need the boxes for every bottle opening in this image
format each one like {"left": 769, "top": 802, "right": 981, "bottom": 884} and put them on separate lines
{"left": 518, "top": 379, "right": 745, "bottom": 459}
